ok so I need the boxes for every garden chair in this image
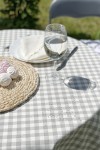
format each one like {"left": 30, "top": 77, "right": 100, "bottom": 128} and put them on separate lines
{"left": 49, "top": 0, "right": 100, "bottom": 23}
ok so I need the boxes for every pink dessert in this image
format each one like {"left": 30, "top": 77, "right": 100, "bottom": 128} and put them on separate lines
{"left": 0, "top": 60, "right": 10, "bottom": 73}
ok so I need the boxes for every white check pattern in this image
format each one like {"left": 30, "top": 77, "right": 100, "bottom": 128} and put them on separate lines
{"left": 0, "top": 29, "right": 100, "bottom": 150}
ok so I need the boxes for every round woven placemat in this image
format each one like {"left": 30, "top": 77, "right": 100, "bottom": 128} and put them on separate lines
{"left": 0, "top": 56, "right": 39, "bottom": 112}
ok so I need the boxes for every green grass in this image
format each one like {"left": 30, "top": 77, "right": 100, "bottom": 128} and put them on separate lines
{"left": 38, "top": 0, "right": 100, "bottom": 40}
{"left": 0, "top": 0, "right": 100, "bottom": 40}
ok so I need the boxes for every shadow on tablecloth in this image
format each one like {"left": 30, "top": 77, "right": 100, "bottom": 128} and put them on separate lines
{"left": 53, "top": 110, "right": 100, "bottom": 150}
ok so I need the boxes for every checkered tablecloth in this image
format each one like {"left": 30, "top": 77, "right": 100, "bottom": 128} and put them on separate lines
{"left": 0, "top": 29, "right": 100, "bottom": 150}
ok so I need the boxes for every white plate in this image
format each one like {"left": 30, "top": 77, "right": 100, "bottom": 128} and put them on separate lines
{"left": 9, "top": 35, "right": 52, "bottom": 63}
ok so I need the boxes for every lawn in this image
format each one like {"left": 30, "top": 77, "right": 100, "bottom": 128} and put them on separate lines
{"left": 0, "top": 0, "right": 100, "bottom": 40}
{"left": 38, "top": 0, "right": 100, "bottom": 40}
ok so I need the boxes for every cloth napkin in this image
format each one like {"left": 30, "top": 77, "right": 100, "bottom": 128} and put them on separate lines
{"left": 9, "top": 35, "right": 49, "bottom": 63}
{"left": 81, "top": 40, "right": 100, "bottom": 54}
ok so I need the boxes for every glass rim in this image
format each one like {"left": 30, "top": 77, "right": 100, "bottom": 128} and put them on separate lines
{"left": 45, "top": 23, "right": 66, "bottom": 29}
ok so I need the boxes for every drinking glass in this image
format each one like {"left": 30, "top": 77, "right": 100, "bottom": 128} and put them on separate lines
{"left": 44, "top": 23, "right": 96, "bottom": 90}
{"left": 44, "top": 23, "right": 68, "bottom": 83}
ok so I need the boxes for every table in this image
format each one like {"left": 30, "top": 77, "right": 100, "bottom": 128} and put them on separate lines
{"left": 0, "top": 29, "right": 100, "bottom": 150}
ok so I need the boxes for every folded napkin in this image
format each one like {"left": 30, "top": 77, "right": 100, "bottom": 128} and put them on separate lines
{"left": 81, "top": 40, "right": 100, "bottom": 54}
{"left": 9, "top": 35, "right": 49, "bottom": 63}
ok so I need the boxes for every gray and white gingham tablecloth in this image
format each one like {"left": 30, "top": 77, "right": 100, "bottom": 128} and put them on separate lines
{"left": 0, "top": 29, "right": 100, "bottom": 150}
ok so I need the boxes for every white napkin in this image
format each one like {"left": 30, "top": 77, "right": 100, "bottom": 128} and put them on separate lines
{"left": 81, "top": 40, "right": 100, "bottom": 54}
{"left": 9, "top": 35, "right": 49, "bottom": 63}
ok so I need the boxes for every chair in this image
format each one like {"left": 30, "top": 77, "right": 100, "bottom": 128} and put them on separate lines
{"left": 49, "top": 0, "right": 100, "bottom": 23}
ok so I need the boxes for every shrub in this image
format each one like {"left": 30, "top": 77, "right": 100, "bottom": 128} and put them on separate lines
{"left": 0, "top": 0, "right": 40, "bottom": 28}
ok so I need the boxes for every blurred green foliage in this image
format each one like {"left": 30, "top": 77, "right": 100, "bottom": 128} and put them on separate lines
{"left": 0, "top": 0, "right": 100, "bottom": 39}
{"left": 0, "top": 0, "right": 40, "bottom": 28}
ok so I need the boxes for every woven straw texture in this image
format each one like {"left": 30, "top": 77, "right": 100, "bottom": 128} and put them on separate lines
{"left": 0, "top": 56, "right": 39, "bottom": 112}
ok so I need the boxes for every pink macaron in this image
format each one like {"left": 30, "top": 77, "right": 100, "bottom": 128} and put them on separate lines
{"left": 0, "top": 60, "right": 10, "bottom": 74}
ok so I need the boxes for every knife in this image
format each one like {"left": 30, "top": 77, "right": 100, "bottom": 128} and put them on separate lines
{"left": 57, "top": 46, "right": 78, "bottom": 71}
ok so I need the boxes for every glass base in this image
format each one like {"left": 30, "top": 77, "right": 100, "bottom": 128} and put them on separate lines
{"left": 45, "top": 72, "right": 63, "bottom": 85}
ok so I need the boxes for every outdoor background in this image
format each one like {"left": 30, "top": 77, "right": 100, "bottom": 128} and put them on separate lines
{"left": 0, "top": 0, "right": 100, "bottom": 40}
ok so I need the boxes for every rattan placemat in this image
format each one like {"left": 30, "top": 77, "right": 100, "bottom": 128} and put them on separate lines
{"left": 0, "top": 56, "right": 39, "bottom": 112}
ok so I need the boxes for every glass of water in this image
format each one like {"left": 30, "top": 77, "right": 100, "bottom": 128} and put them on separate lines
{"left": 44, "top": 23, "right": 68, "bottom": 82}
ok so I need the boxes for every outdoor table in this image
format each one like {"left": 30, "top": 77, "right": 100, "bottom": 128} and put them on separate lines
{"left": 0, "top": 29, "right": 100, "bottom": 150}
